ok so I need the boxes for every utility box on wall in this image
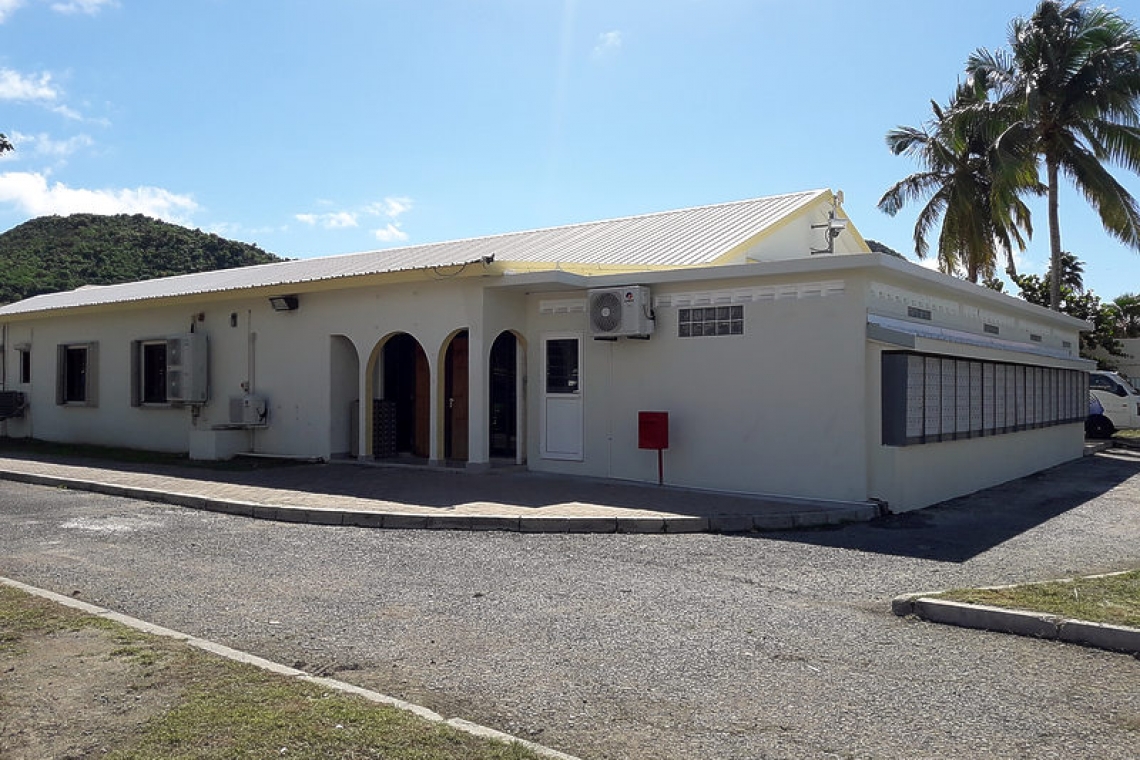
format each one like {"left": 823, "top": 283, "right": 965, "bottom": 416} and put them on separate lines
{"left": 638, "top": 411, "right": 669, "bottom": 450}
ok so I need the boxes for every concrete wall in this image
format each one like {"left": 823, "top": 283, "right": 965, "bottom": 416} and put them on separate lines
{"left": 861, "top": 266, "right": 1089, "bottom": 512}
{"left": 524, "top": 272, "right": 870, "bottom": 502}
{"left": 1, "top": 273, "right": 508, "bottom": 461}
{"left": 1110, "top": 338, "right": 1140, "bottom": 384}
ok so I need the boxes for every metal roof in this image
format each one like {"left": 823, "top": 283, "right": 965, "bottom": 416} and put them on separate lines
{"left": 0, "top": 189, "right": 828, "bottom": 317}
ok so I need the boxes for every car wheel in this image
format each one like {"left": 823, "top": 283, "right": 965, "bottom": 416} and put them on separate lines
{"left": 1085, "top": 414, "right": 1116, "bottom": 440}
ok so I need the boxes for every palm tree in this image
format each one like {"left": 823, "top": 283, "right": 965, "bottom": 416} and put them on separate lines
{"left": 878, "top": 84, "right": 1035, "bottom": 283}
{"left": 1049, "top": 250, "right": 1085, "bottom": 292}
{"left": 967, "top": 0, "right": 1140, "bottom": 310}
{"left": 1112, "top": 292, "right": 1140, "bottom": 337}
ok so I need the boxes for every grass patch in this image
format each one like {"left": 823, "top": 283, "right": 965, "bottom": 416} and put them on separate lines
{"left": 1113, "top": 428, "right": 1140, "bottom": 441}
{"left": 0, "top": 585, "right": 544, "bottom": 760}
{"left": 933, "top": 570, "right": 1140, "bottom": 629}
{"left": 0, "top": 584, "right": 91, "bottom": 651}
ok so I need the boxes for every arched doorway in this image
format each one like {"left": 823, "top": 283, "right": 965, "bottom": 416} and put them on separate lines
{"left": 381, "top": 333, "right": 429, "bottom": 458}
{"left": 443, "top": 331, "right": 469, "bottom": 461}
{"left": 489, "top": 331, "right": 522, "bottom": 460}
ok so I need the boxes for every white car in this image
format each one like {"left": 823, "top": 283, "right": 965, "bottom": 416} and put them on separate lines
{"left": 1089, "top": 370, "right": 1140, "bottom": 432}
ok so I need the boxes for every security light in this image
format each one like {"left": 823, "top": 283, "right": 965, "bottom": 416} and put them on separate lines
{"left": 269, "top": 295, "right": 299, "bottom": 311}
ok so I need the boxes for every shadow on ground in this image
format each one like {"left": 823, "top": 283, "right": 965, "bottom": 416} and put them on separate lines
{"left": 757, "top": 450, "right": 1140, "bottom": 563}
{"left": 0, "top": 442, "right": 826, "bottom": 516}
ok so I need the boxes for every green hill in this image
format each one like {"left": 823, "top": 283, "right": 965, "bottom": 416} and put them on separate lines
{"left": 0, "top": 214, "right": 285, "bottom": 305}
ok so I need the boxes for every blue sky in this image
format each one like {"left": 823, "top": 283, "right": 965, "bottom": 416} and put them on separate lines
{"left": 1, "top": 0, "right": 1138, "bottom": 300}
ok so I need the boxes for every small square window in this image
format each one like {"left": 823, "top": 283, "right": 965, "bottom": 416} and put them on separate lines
{"left": 678, "top": 305, "right": 745, "bottom": 338}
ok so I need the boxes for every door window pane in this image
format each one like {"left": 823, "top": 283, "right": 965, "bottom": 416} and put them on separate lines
{"left": 546, "top": 338, "right": 579, "bottom": 394}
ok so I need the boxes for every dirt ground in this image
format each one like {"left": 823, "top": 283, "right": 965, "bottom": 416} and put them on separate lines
{"left": 0, "top": 626, "right": 180, "bottom": 760}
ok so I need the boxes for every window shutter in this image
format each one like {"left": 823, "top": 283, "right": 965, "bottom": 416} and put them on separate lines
{"left": 55, "top": 344, "right": 66, "bottom": 405}
{"left": 129, "top": 340, "right": 141, "bottom": 407}
{"left": 85, "top": 342, "right": 99, "bottom": 407}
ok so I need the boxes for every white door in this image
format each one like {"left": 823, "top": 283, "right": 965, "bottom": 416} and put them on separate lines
{"left": 542, "top": 335, "right": 583, "bottom": 460}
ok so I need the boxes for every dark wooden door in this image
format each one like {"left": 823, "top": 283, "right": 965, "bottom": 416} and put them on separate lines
{"left": 445, "top": 333, "right": 469, "bottom": 460}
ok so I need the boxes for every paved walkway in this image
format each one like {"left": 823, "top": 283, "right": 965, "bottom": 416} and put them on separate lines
{"left": 0, "top": 452, "right": 881, "bottom": 533}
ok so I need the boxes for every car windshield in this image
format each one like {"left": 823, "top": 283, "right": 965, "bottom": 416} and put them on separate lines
{"left": 1120, "top": 375, "right": 1140, "bottom": 394}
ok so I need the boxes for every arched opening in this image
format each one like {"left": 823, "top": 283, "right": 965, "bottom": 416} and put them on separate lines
{"left": 381, "top": 333, "right": 430, "bottom": 458}
{"left": 489, "top": 331, "right": 523, "bottom": 461}
{"left": 443, "top": 330, "right": 469, "bottom": 461}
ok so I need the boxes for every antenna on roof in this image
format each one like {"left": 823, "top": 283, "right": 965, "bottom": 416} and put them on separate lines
{"left": 810, "top": 191, "right": 847, "bottom": 255}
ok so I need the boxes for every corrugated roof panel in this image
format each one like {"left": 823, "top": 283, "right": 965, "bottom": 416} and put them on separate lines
{"left": 0, "top": 190, "right": 828, "bottom": 316}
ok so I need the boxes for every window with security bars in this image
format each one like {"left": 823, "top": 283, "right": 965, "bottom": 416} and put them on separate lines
{"left": 678, "top": 306, "right": 743, "bottom": 337}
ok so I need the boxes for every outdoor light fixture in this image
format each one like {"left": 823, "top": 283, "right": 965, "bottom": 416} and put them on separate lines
{"left": 269, "top": 295, "right": 299, "bottom": 312}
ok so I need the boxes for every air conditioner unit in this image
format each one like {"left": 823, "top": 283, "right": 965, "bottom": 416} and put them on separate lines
{"left": 587, "top": 286, "right": 654, "bottom": 339}
{"left": 167, "top": 333, "right": 209, "bottom": 404}
{"left": 0, "top": 390, "right": 25, "bottom": 420}
{"left": 229, "top": 394, "right": 268, "bottom": 426}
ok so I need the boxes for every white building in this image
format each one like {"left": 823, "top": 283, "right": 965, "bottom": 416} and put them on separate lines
{"left": 0, "top": 190, "right": 1093, "bottom": 512}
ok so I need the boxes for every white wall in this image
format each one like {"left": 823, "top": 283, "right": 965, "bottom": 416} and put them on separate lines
{"left": 862, "top": 267, "right": 1089, "bottom": 512}
{"left": 525, "top": 273, "right": 870, "bottom": 502}
{"left": 1, "top": 273, "right": 505, "bottom": 460}
{"left": 1, "top": 306, "right": 204, "bottom": 451}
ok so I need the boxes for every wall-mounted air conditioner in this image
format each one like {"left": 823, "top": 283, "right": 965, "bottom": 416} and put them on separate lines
{"left": 587, "top": 286, "right": 654, "bottom": 339}
{"left": 0, "top": 390, "right": 26, "bottom": 419}
{"left": 229, "top": 394, "right": 268, "bottom": 426}
{"left": 167, "top": 333, "right": 208, "bottom": 404}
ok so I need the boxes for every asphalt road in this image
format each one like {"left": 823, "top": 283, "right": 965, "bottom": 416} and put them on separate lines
{"left": 2, "top": 451, "right": 1140, "bottom": 759}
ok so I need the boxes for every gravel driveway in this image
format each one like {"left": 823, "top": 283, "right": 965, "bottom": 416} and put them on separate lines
{"left": 2, "top": 451, "right": 1139, "bottom": 759}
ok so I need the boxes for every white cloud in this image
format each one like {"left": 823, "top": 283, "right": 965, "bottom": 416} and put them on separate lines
{"left": 0, "top": 68, "right": 59, "bottom": 102}
{"left": 49, "top": 0, "right": 116, "bottom": 15}
{"left": 592, "top": 30, "right": 622, "bottom": 58}
{"left": 0, "top": 0, "right": 24, "bottom": 23}
{"left": 297, "top": 196, "right": 413, "bottom": 239}
{"left": 0, "top": 171, "right": 198, "bottom": 223}
{"left": 10, "top": 131, "right": 94, "bottom": 158}
{"left": 373, "top": 223, "right": 408, "bottom": 243}
{"left": 366, "top": 196, "right": 412, "bottom": 219}
{"left": 295, "top": 210, "right": 359, "bottom": 229}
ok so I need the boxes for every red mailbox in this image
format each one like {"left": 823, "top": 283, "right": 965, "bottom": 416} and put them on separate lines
{"left": 638, "top": 411, "right": 669, "bottom": 450}
{"left": 638, "top": 411, "right": 669, "bottom": 485}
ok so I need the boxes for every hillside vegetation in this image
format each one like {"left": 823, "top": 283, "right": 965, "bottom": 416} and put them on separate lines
{"left": 0, "top": 214, "right": 284, "bottom": 305}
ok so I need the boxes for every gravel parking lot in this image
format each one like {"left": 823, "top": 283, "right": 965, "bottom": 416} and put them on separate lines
{"left": 2, "top": 451, "right": 1139, "bottom": 759}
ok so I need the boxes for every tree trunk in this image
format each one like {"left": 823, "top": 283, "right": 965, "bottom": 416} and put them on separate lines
{"left": 1047, "top": 158, "right": 1063, "bottom": 311}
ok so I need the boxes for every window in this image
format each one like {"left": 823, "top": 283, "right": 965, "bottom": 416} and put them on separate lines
{"left": 679, "top": 305, "right": 743, "bottom": 337}
{"left": 55, "top": 342, "right": 98, "bottom": 406}
{"left": 907, "top": 306, "right": 933, "bottom": 321}
{"left": 545, "top": 338, "right": 580, "bottom": 394}
{"left": 16, "top": 345, "right": 30, "bottom": 384}
{"left": 131, "top": 340, "right": 170, "bottom": 405}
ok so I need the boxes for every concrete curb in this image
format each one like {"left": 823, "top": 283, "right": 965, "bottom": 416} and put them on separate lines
{"left": 892, "top": 589, "right": 1140, "bottom": 656}
{"left": 0, "top": 468, "right": 877, "bottom": 534}
{"left": 0, "top": 576, "right": 582, "bottom": 760}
